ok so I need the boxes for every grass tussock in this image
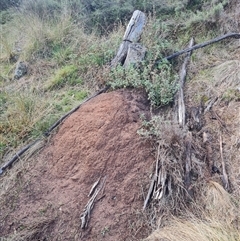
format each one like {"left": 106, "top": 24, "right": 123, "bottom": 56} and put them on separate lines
{"left": 146, "top": 181, "right": 240, "bottom": 241}
{"left": 5, "top": 217, "right": 55, "bottom": 241}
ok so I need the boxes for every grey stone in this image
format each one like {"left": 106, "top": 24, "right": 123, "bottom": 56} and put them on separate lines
{"left": 14, "top": 61, "right": 27, "bottom": 79}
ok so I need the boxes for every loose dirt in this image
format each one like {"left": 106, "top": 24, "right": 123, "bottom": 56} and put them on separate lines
{"left": 0, "top": 89, "right": 155, "bottom": 241}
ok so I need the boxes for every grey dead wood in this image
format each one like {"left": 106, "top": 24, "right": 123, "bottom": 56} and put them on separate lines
{"left": 219, "top": 135, "right": 229, "bottom": 190}
{"left": 110, "top": 10, "right": 146, "bottom": 68}
{"left": 163, "top": 33, "right": 240, "bottom": 62}
{"left": 184, "top": 132, "right": 193, "bottom": 198}
{"left": 123, "top": 43, "right": 146, "bottom": 68}
{"left": 88, "top": 177, "right": 101, "bottom": 197}
{"left": 143, "top": 143, "right": 160, "bottom": 210}
{"left": 203, "top": 132, "right": 214, "bottom": 176}
{"left": 80, "top": 177, "right": 106, "bottom": 229}
{"left": 204, "top": 97, "right": 218, "bottom": 113}
{"left": 178, "top": 38, "right": 194, "bottom": 127}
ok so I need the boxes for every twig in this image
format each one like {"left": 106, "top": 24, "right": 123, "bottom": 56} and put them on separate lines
{"left": 88, "top": 177, "right": 101, "bottom": 197}
{"left": 80, "top": 176, "right": 106, "bottom": 229}
{"left": 204, "top": 97, "right": 218, "bottom": 113}
{"left": 219, "top": 135, "right": 229, "bottom": 190}
{"left": 212, "top": 110, "right": 231, "bottom": 135}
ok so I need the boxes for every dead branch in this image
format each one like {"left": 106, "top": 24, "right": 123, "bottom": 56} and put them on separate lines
{"left": 88, "top": 177, "right": 101, "bottom": 197}
{"left": 143, "top": 143, "right": 160, "bottom": 210}
{"left": 178, "top": 38, "right": 194, "bottom": 127}
{"left": 203, "top": 132, "right": 214, "bottom": 177}
{"left": 204, "top": 97, "right": 218, "bottom": 113}
{"left": 81, "top": 177, "right": 106, "bottom": 229}
{"left": 164, "top": 33, "right": 240, "bottom": 61}
{"left": 212, "top": 110, "right": 231, "bottom": 135}
{"left": 219, "top": 135, "right": 229, "bottom": 190}
{"left": 143, "top": 173, "right": 156, "bottom": 210}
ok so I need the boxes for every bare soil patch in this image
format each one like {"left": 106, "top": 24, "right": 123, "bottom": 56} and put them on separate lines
{"left": 0, "top": 89, "right": 155, "bottom": 240}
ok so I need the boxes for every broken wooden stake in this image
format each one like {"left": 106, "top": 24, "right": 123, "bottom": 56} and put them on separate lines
{"left": 111, "top": 10, "right": 146, "bottom": 68}
{"left": 178, "top": 38, "right": 194, "bottom": 127}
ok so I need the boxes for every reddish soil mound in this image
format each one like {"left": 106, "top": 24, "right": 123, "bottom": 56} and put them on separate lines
{"left": 1, "top": 89, "right": 154, "bottom": 240}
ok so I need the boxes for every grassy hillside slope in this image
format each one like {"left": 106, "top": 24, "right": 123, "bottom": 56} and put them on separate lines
{"left": 0, "top": 0, "right": 240, "bottom": 240}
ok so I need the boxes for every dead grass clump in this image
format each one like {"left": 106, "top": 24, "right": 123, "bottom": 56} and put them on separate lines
{"left": 186, "top": 60, "right": 240, "bottom": 106}
{"left": 146, "top": 181, "right": 240, "bottom": 241}
{"left": 139, "top": 117, "right": 192, "bottom": 213}
{"left": 5, "top": 217, "right": 55, "bottom": 241}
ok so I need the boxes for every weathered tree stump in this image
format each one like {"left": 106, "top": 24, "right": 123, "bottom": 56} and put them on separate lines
{"left": 123, "top": 43, "right": 146, "bottom": 68}
{"left": 111, "top": 10, "right": 146, "bottom": 68}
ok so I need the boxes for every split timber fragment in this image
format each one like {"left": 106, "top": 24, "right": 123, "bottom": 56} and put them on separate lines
{"left": 80, "top": 177, "right": 106, "bottom": 229}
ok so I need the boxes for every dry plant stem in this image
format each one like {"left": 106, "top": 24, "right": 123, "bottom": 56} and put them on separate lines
{"left": 143, "top": 143, "right": 161, "bottom": 210}
{"left": 164, "top": 33, "right": 240, "bottom": 61}
{"left": 184, "top": 132, "right": 193, "bottom": 197}
{"left": 212, "top": 110, "right": 231, "bottom": 135}
{"left": 204, "top": 97, "right": 218, "bottom": 113}
{"left": 219, "top": 135, "right": 229, "bottom": 190}
{"left": 203, "top": 132, "right": 214, "bottom": 176}
{"left": 178, "top": 38, "right": 194, "bottom": 127}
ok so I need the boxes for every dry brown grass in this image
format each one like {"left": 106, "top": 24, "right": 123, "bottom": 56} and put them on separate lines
{"left": 146, "top": 181, "right": 240, "bottom": 241}
{"left": 6, "top": 217, "right": 55, "bottom": 241}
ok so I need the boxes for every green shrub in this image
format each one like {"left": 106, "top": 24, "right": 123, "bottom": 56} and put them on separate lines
{"left": 108, "top": 59, "right": 178, "bottom": 107}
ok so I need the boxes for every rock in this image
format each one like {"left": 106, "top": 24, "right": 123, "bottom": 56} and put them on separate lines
{"left": 14, "top": 61, "right": 27, "bottom": 79}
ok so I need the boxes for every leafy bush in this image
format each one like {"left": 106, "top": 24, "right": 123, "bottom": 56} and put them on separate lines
{"left": 108, "top": 59, "right": 178, "bottom": 107}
